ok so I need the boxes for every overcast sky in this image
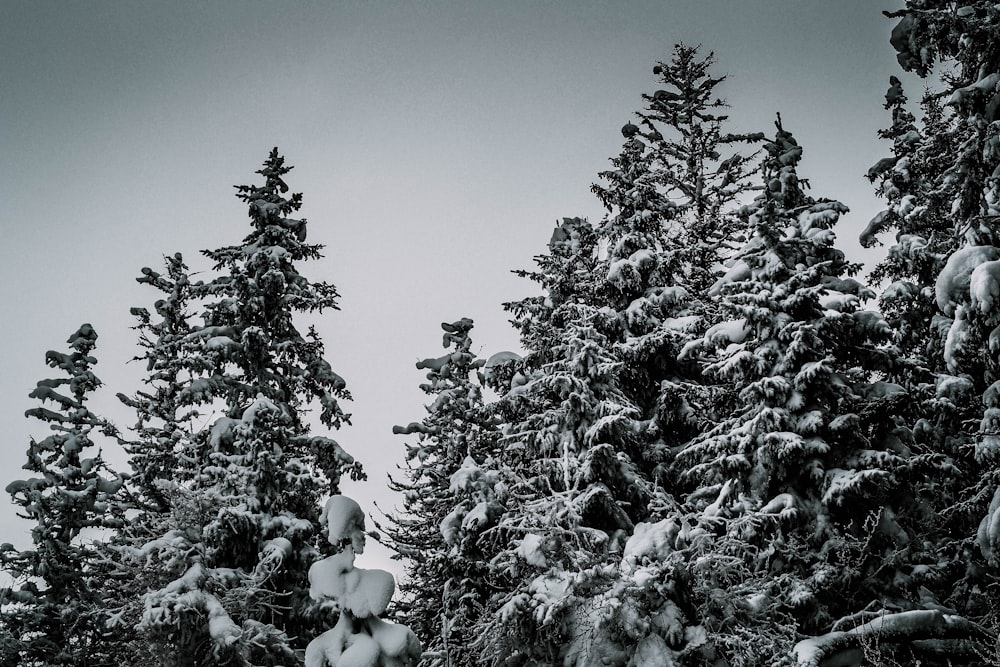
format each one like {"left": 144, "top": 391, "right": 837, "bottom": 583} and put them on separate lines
{"left": 1, "top": 1, "right": 915, "bottom": 573}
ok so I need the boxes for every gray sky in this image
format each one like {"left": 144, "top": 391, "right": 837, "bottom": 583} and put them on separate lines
{"left": 1, "top": 1, "right": 913, "bottom": 573}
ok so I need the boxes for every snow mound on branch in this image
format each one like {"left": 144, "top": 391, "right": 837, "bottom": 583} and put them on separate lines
{"left": 705, "top": 319, "right": 751, "bottom": 345}
{"left": 708, "top": 260, "right": 751, "bottom": 296}
{"left": 976, "top": 486, "right": 1000, "bottom": 566}
{"left": 794, "top": 609, "right": 990, "bottom": 667}
{"left": 970, "top": 259, "right": 1000, "bottom": 315}
{"left": 621, "top": 520, "right": 677, "bottom": 571}
{"left": 517, "top": 533, "right": 549, "bottom": 567}
{"left": 935, "top": 245, "right": 1000, "bottom": 315}
{"left": 307, "top": 494, "right": 420, "bottom": 667}
{"left": 321, "top": 495, "right": 366, "bottom": 551}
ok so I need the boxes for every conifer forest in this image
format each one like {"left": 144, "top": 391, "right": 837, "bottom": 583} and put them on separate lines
{"left": 5, "top": 2, "right": 1000, "bottom": 666}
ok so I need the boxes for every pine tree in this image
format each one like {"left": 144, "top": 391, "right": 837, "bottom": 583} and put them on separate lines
{"left": 108, "top": 149, "right": 364, "bottom": 665}
{"left": 591, "top": 44, "right": 765, "bottom": 487}
{"left": 472, "top": 49, "right": 767, "bottom": 666}
{"left": 117, "top": 252, "right": 200, "bottom": 510}
{"left": 381, "top": 318, "right": 500, "bottom": 667}
{"left": 656, "top": 119, "right": 918, "bottom": 665}
{"left": 852, "top": 4, "right": 1000, "bottom": 659}
{"left": 0, "top": 324, "right": 124, "bottom": 667}
{"left": 595, "top": 43, "right": 763, "bottom": 300}
{"left": 486, "top": 214, "right": 658, "bottom": 664}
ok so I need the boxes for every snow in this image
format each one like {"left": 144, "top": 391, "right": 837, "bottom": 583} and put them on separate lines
{"left": 818, "top": 289, "right": 858, "bottom": 313}
{"left": 794, "top": 610, "right": 987, "bottom": 667}
{"left": 620, "top": 519, "right": 677, "bottom": 571}
{"left": 307, "top": 494, "right": 420, "bottom": 666}
{"left": 607, "top": 258, "right": 641, "bottom": 291}
{"left": 708, "top": 259, "right": 751, "bottom": 296}
{"left": 858, "top": 381, "right": 905, "bottom": 400}
{"left": 969, "top": 259, "right": 1000, "bottom": 314}
{"left": 943, "top": 310, "right": 971, "bottom": 372}
{"left": 705, "top": 318, "right": 751, "bottom": 345}
{"left": 448, "top": 456, "right": 482, "bottom": 492}
{"left": 935, "top": 245, "right": 1000, "bottom": 315}
{"left": 321, "top": 495, "right": 366, "bottom": 551}
{"left": 859, "top": 210, "right": 889, "bottom": 247}
{"left": 948, "top": 72, "right": 1000, "bottom": 106}
{"left": 976, "top": 486, "right": 1000, "bottom": 566}
{"left": 760, "top": 493, "right": 797, "bottom": 520}
{"left": 517, "top": 533, "right": 548, "bottom": 567}
{"left": 630, "top": 633, "right": 674, "bottom": 666}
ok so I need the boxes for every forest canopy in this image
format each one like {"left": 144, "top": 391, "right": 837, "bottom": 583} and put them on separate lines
{"left": 3, "top": 3, "right": 1000, "bottom": 666}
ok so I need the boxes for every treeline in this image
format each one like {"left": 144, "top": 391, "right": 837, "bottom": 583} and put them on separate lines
{"left": 4, "top": 3, "right": 1000, "bottom": 666}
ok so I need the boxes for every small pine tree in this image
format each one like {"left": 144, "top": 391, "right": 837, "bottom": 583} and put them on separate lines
{"left": 382, "top": 318, "right": 500, "bottom": 667}
{"left": 117, "top": 252, "right": 199, "bottom": 509}
{"left": 0, "top": 324, "right": 124, "bottom": 667}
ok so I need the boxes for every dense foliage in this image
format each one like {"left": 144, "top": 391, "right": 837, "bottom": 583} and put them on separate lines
{"left": 5, "top": 5, "right": 1000, "bottom": 666}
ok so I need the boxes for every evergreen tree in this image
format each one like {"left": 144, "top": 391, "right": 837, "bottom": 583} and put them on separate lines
{"left": 117, "top": 252, "right": 199, "bottom": 510}
{"left": 473, "top": 48, "right": 766, "bottom": 666}
{"left": 0, "top": 325, "right": 124, "bottom": 667}
{"left": 108, "top": 149, "right": 364, "bottom": 665}
{"left": 595, "top": 43, "right": 763, "bottom": 300}
{"left": 382, "top": 318, "right": 500, "bottom": 667}
{"left": 658, "top": 119, "right": 914, "bottom": 665}
{"left": 848, "top": 4, "right": 1000, "bottom": 660}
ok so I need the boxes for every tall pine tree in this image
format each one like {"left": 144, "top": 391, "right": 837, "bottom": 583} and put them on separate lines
{"left": 107, "top": 149, "right": 363, "bottom": 665}
{"left": 0, "top": 325, "right": 124, "bottom": 667}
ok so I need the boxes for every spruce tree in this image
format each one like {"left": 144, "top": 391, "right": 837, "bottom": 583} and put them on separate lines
{"left": 848, "top": 4, "right": 1000, "bottom": 660}
{"left": 382, "top": 318, "right": 500, "bottom": 667}
{"left": 108, "top": 149, "right": 364, "bottom": 665}
{"left": 472, "top": 48, "right": 766, "bottom": 666}
{"left": 117, "top": 252, "right": 199, "bottom": 509}
{"left": 595, "top": 43, "right": 763, "bottom": 300}
{"left": 0, "top": 325, "right": 124, "bottom": 667}
{"left": 659, "top": 119, "right": 912, "bottom": 665}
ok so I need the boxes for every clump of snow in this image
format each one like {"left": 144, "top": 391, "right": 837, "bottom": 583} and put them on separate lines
{"left": 705, "top": 319, "right": 751, "bottom": 345}
{"left": 307, "top": 494, "right": 421, "bottom": 666}
{"left": 794, "top": 609, "right": 990, "bottom": 667}
{"left": 517, "top": 533, "right": 549, "bottom": 567}
{"left": 943, "top": 309, "right": 972, "bottom": 372}
{"left": 935, "top": 245, "right": 1000, "bottom": 315}
{"left": 321, "top": 495, "right": 366, "bottom": 552}
{"left": 631, "top": 634, "right": 674, "bottom": 667}
{"left": 708, "top": 259, "right": 751, "bottom": 296}
{"left": 969, "top": 259, "right": 1000, "bottom": 315}
{"left": 977, "top": 487, "right": 1000, "bottom": 566}
{"left": 621, "top": 519, "right": 678, "bottom": 572}
{"left": 859, "top": 210, "right": 889, "bottom": 248}
{"left": 607, "top": 258, "right": 642, "bottom": 291}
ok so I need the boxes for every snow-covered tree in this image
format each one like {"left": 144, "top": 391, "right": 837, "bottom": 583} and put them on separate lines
{"left": 595, "top": 43, "right": 763, "bottom": 300}
{"left": 852, "top": 5, "right": 1000, "bottom": 661}
{"left": 380, "top": 318, "right": 501, "bottom": 666}
{"left": 117, "top": 252, "right": 200, "bottom": 510}
{"left": 471, "top": 49, "right": 768, "bottom": 666}
{"left": 0, "top": 324, "right": 124, "bottom": 667}
{"left": 591, "top": 45, "right": 765, "bottom": 482}
{"left": 107, "top": 149, "right": 364, "bottom": 665}
{"left": 654, "top": 118, "right": 926, "bottom": 664}
{"left": 305, "top": 495, "right": 420, "bottom": 666}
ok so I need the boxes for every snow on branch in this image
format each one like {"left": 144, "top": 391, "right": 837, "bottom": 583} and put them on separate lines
{"left": 793, "top": 609, "right": 996, "bottom": 667}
